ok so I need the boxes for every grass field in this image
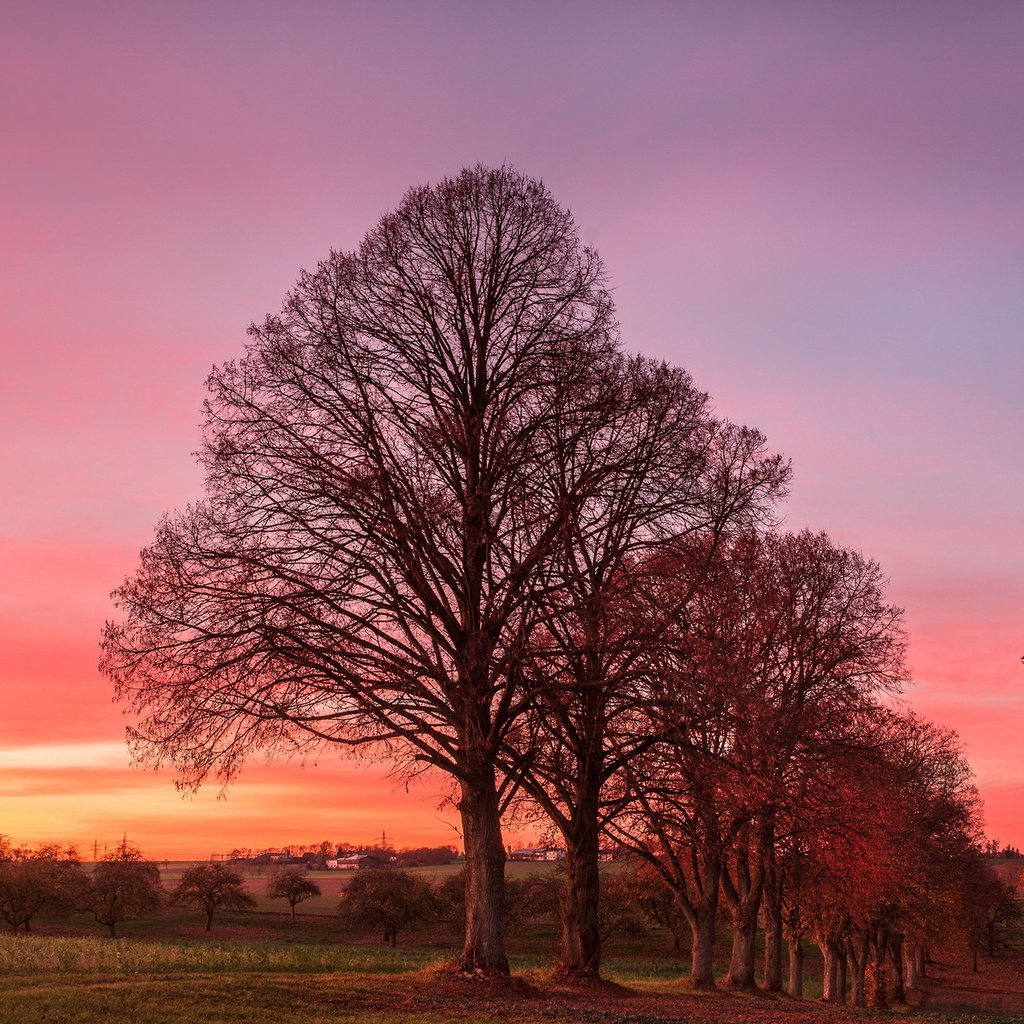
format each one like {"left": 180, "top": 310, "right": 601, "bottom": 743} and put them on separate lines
{"left": 3, "top": 862, "right": 1022, "bottom": 1022}
{"left": 1, "top": 930, "right": 1021, "bottom": 1024}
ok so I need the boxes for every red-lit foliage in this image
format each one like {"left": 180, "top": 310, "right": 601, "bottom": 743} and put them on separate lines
{"left": 609, "top": 529, "right": 911, "bottom": 993}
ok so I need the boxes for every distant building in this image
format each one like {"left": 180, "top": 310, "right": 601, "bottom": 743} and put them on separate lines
{"left": 325, "top": 853, "right": 389, "bottom": 871}
{"left": 508, "top": 846, "right": 565, "bottom": 862}
{"left": 256, "top": 851, "right": 292, "bottom": 864}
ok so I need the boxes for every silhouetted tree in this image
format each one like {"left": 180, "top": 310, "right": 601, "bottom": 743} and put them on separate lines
{"left": 84, "top": 839, "right": 162, "bottom": 937}
{"left": 624, "top": 862, "right": 689, "bottom": 954}
{"left": 507, "top": 412, "right": 787, "bottom": 977}
{"left": 608, "top": 530, "right": 905, "bottom": 992}
{"left": 394, "top": 846, "right": 459, "bottom": 868}
{"left": 0, "top": 843, "right": 85, "bottom": 933}
{"left": 338, "top": 869, "right": 439, "bottom": 947}
{"left": 267, "top": 867, "right": 322, "bottom": 919}
{"left": 172, "top": 862, "right": 255, "bottom": 930}
{"left": 102, "top": 165, "right": 624, "bottom": 974}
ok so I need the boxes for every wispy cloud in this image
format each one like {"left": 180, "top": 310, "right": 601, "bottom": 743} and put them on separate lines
{"left": 0, "top": 742, "right": 128, "bottom": 771}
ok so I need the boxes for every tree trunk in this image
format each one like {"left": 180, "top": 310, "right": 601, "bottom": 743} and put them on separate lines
{"left": 457, "top": 768, "right": 510, "bottom": 974}
{"left": 688, "top": 858, "right": 722, "bottom": 990}
{"left": 848, "top": 945, "right": 866, "bottom": 1008}
{"left": 904, "top": 942, "right": 920, "bottom": 990}
{"left": 727, "top": 912, "right": 758, "bottom": 989}
{"left": 108, "top": 921, "right": 116, "bottom": 938}
{"left": 866, "top": 960, "right": 888, "bottom": 1008}
{"left": 206, "top": 909, "right": 214, "bottom": 931}
{"left": 838, "top": 945, "right": 848, "bottom": 1003}
{"left": 721, "top": 827, "right": 764, "bottom": 990}
{"left": 761, "top": 831, "right": 782, "bottom": 991}
{"left": 867, "top": 930, "right": 889, "bottom": 1008}
{"left": 819, "top": 939, "right": 842, "bottom": 1003}
{"left": 787, "top": 936, "right": 804, "bottom": 998}
{"left": 762, "top": 876, "right": 784, "bottom": 992}
{"left": 558, "top": 780, "right": 602, "bottom": 977}
{"left": 889, "top": 933, "right": 906, "bottom": 1003}
{"left": 290, "top": 902, "right": 297, "bottom": 921}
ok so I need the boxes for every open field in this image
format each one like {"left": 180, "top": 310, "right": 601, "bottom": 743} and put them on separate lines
{"left": 10, "top": 862, "right": 1024, "bottom": 1021}
{"left": 2, "top": 935, "right": 1023, "bottom": 1024}
{"left": 3, "top": 892, "right": 1024, "bottom": 1024}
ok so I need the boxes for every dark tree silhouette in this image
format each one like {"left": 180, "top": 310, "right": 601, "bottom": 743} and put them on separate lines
{"left": 267, "top": 867, "right": 322, "bottom": 919}
{"left": 338, "top": 869, "right": 438, "bottom": 947}
{"left": 609, "top": 530, "right": 905, "bottom": 990}
{"left": 84, "top": 839, "right": 162, "bottom": 937}
{"left": 101, "top": 165, "right": 620, "bottom": 973}
{"left": 505, "top": 410, "right": 787, "bottom": 977}
{"left": 171, "top": 862, "right": 255, "bottom": 931}
{"left": 0, "top": 843, "right": 85, "bottom": 933}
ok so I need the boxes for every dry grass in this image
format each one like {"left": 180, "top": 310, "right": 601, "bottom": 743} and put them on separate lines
{"left": 5, "top": 862, "right": 1021, "bottom": 1023}
{"left": 2, "top": 961, "right": 1021, "bottom": 1024}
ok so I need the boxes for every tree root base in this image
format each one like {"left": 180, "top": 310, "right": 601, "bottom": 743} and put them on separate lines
{"left": 550, "top": 965, "right": 630, "bottom": 994}
{"left": 434, "top": 962, "right": 538, "bottom": 995}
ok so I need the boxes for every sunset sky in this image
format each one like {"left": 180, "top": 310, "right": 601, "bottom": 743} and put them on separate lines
{"left": 2, "top": 3, "right": 1021, "bottom": 859}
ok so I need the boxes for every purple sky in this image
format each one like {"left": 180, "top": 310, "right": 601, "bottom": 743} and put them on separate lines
{"left": 2, "top": 2, "right": 1022, "bottom": 856}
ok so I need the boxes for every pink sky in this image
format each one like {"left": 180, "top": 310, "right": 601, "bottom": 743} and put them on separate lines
{"left": 1, "top": 3, "right": 1021, "bottom": 858}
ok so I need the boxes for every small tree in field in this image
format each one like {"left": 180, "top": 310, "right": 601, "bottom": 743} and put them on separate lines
{"left": 171, "top": 862, "right": 255, "bottom": 931}
{"left": 84, "top": 839, "right": 162, "bottom": 937}
{"left": 0, "top": 844, "right": 85, "bottom": 933}
{"left": 267, "top": 868, "right": 321, "bottom": 919}
{"left": 338, "top": 869, "right": 438, "bottom": 947}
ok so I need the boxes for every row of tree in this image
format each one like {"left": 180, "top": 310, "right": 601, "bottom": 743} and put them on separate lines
{"left": 0, "top": 839, "right": 324, "bottom": 935}
{"left": 0, "top": 839, "right": 161, "bottom": 937}
{"left": 5, "top": 834, "right": 1016, "bottom": 996}
{"left": 100, "top": 164, "right": 1004, "bottom": 991}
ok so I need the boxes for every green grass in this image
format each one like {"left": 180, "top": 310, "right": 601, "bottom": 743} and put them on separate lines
{"left": 6, "top": 867, "right": 1021, "bottom": 1024}
{"left": 0, "top": 933, "right": 445, "bottom": 976}
{"left": 1, "top": 922, "right": 1021, "bottom": 1024}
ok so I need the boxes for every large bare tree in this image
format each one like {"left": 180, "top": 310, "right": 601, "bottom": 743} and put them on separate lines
{"left": 102, "top": 166, "right": 621, "bottom": 973}
{"left": 506, "top": 417, "right": 787, "bottom": 978}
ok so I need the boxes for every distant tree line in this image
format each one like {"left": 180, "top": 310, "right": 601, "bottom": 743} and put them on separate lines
{"left": 221, "top": 843, "right": 459, "bottom": 869}
{"left": 99, "top": 163, "right": 1012, "bottom": 999}
{"left": 0, "top": 839, "right": 283, "bottom": 934}
{"left": 982, "top": 839, "right": 1024, "bottom": 859}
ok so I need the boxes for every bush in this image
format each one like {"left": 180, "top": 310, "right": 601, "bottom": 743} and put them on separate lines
{"left": 435, "top": 869, "right": 558, "bottom": 934}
